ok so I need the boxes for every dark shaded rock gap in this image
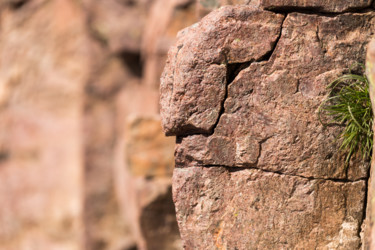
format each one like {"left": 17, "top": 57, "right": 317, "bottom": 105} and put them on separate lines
{"left": 315, "top": 25, "right": 326, "bottom": 56}
{"left": 0, "top": 151, "right": 9, "bottom": 163}
{"left": 9, "top": 0, "right": 28, "bottom": 10}
{"left": 200, "top": 164, "right": 367, "bottom": 183}
{"left": 257, "top": 14, "right": 286, "bottom": 62}
{"left": 209, "top": 14, "right": 286, "bottom": 136}
{"left": 359, "top": 163, "right": 372, "bottom": 247}
{"left": 253, "top": 135, "right": 274, "bottom": 166}
{"left": 209, "top": 61, "right": 249, "bottom": 135}
{"left": 118, "top": 51, "right": 143, "bottom": 78}
{"left": 265, "top": 7, "right": 375, "bottom": 16}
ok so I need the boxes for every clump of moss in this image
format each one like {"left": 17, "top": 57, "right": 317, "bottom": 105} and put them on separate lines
{"left": 319, "top": 68, "right": 373, "bottom": 162}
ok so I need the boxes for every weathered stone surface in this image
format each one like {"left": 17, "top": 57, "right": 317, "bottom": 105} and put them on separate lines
{"left": 173, "top": 166, "right": 366, "bottom": 249}
{"left": 260, "top": 0, "right": 372, "bottom": 13}
{"left": 161, "top": 6, "right": 375, "bottom": 249}
{"left": 160, "top": 6, "right": 284, "bottom": 135}
{"left": 172, "top": 11, "right": 375, "bottom": 180}
{"left": 196, "top": 0, "right": 372, "bottom": 16}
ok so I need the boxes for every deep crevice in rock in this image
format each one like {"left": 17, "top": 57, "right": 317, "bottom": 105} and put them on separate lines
{"left": 203, "top": 164, "right": 367, "bottom": 183}
{"left": 253, "top": 136, "right": 274, "bottom": 167}
{"left": 209, "top": 15, "right": 286, "bottom": 136}
{"left": 209, "top": 60, "right": 251, "bottom": 135}
{"left": 9, "top": 0, "right": 27, "bottom": 10}
{"left": 265, "top": 6, "right": 375, "bottom": 16}
{"left": 359, "top": 162, "right": 372, "bottom": 247}
{"left": 257, "top": 14, "right": 286, "bottom": 62}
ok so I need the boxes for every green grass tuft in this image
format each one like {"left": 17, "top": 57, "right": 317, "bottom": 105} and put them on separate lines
{"left": 319, "top": 70, "right": 373, "bottom": 162}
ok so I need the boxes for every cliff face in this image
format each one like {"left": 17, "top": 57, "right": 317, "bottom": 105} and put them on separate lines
{"left": 161, "top": 3, "right": 375, "bottom": 249}
{"left": 0, "top": 0, "right": 197, "bottom": 249}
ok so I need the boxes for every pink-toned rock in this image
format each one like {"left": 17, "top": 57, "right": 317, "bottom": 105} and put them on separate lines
{"left": 160, "top": 6, "right": 284, "bottom": 136}
{"left": 197, "top": 0, "right": 372, "bottom": 16}
{"left": 173, "top": 11, "right": 375, "bottom": 180}
{"left": 161, "top": 6, "right": 375, "bottom": 249}
{"left": 173, "top": 166, "right": 366, "bottom": 249}
{"left": 260, "top": 0, "right": 372, "bottom": 12}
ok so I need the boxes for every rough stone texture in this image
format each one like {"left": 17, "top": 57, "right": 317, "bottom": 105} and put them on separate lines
{"left": 174, "top": 166, "right": 366, "bottom": 249}
{"left": 197, "top": 0, "right": 373, "bottom": 15}
{"left": 161, "top": 6, "right": 375, "bottom": 249}
{"left": 259, "top": 0, "right": 373, "bottom": 13}
{"left": 161, "top": 6, "right": 284, "bottom": 135}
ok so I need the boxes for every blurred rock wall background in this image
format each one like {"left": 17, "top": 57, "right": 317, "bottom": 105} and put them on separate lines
{"left": 0, "top": 0, "right": 210, "bottom": 249}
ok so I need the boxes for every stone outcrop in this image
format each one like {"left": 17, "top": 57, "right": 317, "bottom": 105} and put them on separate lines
{"left": 161, "top": 5, "right": 375, "bottom": 249}
{"left": 196, "top": 0, "right": 374, "bottom": 15}
{"left": 259, "top": 0, "right": 373, "bottom": 12}
{"left": 0, "top": 0, "right": 197, "bottom": 249}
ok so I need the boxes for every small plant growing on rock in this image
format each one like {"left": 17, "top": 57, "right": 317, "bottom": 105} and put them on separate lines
{"left": 319, "top": 67, "right": 373, "bottom": 162}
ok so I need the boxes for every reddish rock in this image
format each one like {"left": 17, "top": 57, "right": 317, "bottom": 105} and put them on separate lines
{"left": 260, "top": 0, "right": 372, "bottom": 12}
{"left": 168, "top": 10, "right": 375, "bottom": 180}
{"left": 173, "top": 166, "right": 366, "bottom": 249}
{"left": 160, "top": 6, "right": 284, "bottom": 136}
{"left": 197, "top": 0, "right": 372, "bottom": 16}
{"left": 161, "top": 6, "right": 375, "bottom": 249}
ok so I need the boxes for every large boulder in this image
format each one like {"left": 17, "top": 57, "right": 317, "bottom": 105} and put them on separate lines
{"left": 161, "top": 5, "right": 374, "bottom": 248}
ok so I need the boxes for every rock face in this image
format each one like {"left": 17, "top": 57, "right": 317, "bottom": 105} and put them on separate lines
{"left": 196, "top": 0, "right": 373, "bottom": 14}
{"left": 260, "top": 0, "right": 373, "bottom": 12}
{"left": 174, "top": 167, "right": 365, "bottom": 249}
{"left": 161, "top": 5, "right": 375, "bottom": 249}
{"left": 161, "top": 6, "right": 284, "bottom": 135}
{"left": 0, "top": 0, "right": 196, "bottom": 249}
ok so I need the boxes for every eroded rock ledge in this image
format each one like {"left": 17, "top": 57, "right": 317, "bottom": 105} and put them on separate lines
{"left": 161, "top": 4, "right": 375, "bottom": 249}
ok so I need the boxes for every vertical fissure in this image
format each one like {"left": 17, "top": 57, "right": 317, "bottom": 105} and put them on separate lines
{"left": 359, "top": 162, "right": 372, "bottom": 247}
{"left": 210, "top": 15, "right": 286, "bottom": 135}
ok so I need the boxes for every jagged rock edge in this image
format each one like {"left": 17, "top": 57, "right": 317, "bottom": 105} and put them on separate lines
{"left": 209, "top": 14, "right": 287, "bottom": 135}
{"left": 263, "top": 5, "right": 375, "bottom": 15}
